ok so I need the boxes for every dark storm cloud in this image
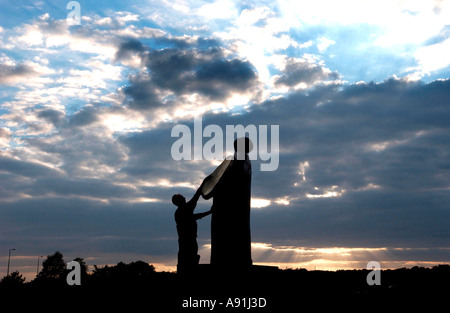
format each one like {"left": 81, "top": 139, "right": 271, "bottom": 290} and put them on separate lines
{"left": 123, "top": 75, "right": 163, "bottom": 110}
{"left": 23, "top": 125, "right": 128, "bottom": 180}
{"left": 306, "top": 79, "right": 450, "bottom": 191}
{"left": 145, "top": 47, "right": 257, "bottom": 98}
{"left": 30, "top": 177, "right": 135, "bottom": 199}
{"left": 193, "top": 58, "right": 257, "bottom": 98}
{"left": 0, "top": 123, "right": 180, "bottom": 258}
{"left": 0, "top": 63, "right": 35, "bottom": 84}
{"left": 1, "top": 77, "right": 449, "bottom": 268}
{"left": 118, "top": 123, "right": 209, "bottom": 189}
{"left": 0, "top": 196, "right": 179, "bottom": 258}
{"left": 37, "top": 109, "right": 65, "bottom": 127}
{"left": 274, "top": 57, "right": 340, "bottom": 87}
{"left": 36, "top": 105, "right": 106, "bottom": 129}
{"left": 12, "top": 77, "right": 450, "bottom": 249}
{"left": 119, "top": 36, "right": 258, "bottom": 110}
{"left": 151, "top": 78, "right": 449, "bottom": 250}
{"left": 251, "top": 189, "right": 450, "bottom": 249}
{"left": 114, "top": 38, "right": 146, "bottom": 62}
{"left": 67, "top": 106, "right": 99, "bottom": 127}
{"left": 115, "top": 36, "right": 223, "bottom": 63}
{"left": 0, "top": 154, "right": 59, "bottom": 178}
{"left": 119, "top": 78, "right": 450, "bottom": 207}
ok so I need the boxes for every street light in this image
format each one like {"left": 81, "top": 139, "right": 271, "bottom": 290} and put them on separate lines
{"left": 36, "top": 255, "right": 44, "bottom": 276}
{"left": 7, "top": 248, "right": 16, "bottom": 277}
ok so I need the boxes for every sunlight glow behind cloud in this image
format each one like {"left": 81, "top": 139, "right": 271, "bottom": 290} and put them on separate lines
{"left": 251, "top": 198, "right": 271, "bottom": 209}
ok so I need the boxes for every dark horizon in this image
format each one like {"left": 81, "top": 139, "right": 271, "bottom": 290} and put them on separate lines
{"left": 2, "top": 254, "right": 449, "bottom": 311}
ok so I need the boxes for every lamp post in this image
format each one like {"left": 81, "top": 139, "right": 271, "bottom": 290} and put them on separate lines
{"left": 7, "top": 248, "right": 16, "bottom": 276}
{"left": 36, "top": 255, "right": 44, "bottom": 276}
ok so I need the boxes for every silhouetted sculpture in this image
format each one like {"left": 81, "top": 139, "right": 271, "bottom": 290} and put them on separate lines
{"left": 202, "top": 137, "right": 253, "bottom": 270}
{"left": 173, "top": 187, "right": 211, "bottom": 272}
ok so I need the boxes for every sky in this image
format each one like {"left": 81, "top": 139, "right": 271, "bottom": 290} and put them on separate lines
{"left": 0, "top": 0, "right": 449, "bottom": 280}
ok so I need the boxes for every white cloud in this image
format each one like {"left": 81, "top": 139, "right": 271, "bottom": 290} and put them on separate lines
{"left": 10, "top": 17, "right": 118, "bottom": 60}
{"left": 15, "top": 23, "right": 45, "bottom": 46}
{"left": 278, "top": 0, "right": 396, "bottom": 26}
{"left": 215, "top": 6, "right": 298, "bottom": 84}
{"left": 317, "top": 37, "right": 335, "bottom": 53}
{"left": 101, "top": 110, "right": 147, "bottom": 133}
{"left": 414, "top": 37, "right": 450, "bottom": 74}
{"left": 94, "top": 17, "right": 113, "bottom": 26}
{"left": 114, "top": 25, "right": 166, "bottom": 39}
{"left": 299, "top": 40, "right": 313, "bottom": 49}
{"left": 57, "top": 60, "right": 123, "bottom": 90}
{"left": 0, "top": 127, "right": 12, "bottom": 149}
{"left": 0, "top": 55, "right": 55, "bottom": 86}
{"left": 116, "top": 11, "right": 140, "bottom": 24}
{"left": 93, "top": 11, "right": 140, "bottom": 26}
{"left": 279, "top": 0, "right": 450, "bottom": 47}
{"left": 67, "top": 36, "right": 117, "bottom": 60}
{"left": 197, "top": 0, "right": 238, "bottom": 19}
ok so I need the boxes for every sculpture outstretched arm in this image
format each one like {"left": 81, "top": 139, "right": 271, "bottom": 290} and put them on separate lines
{"left": 186, "top": 182, "right": 205, "bottom": 211}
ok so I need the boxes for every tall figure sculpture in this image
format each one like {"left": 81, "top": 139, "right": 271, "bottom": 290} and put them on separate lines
{"left": 201, "top": 137, "right": 253, "bottom": 269}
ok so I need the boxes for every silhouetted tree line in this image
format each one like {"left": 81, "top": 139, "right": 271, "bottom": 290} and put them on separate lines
{"left": 1, "top": 252, "right": 448, "bottom": 311}
{"left": 0, "top": 251, "right": 164, "bottom": 289}
{"left": 0, "top": 271, "right": 26, "bottom": 288}
{"left": 1, "top": 251, "right": 449, "bottom": 299}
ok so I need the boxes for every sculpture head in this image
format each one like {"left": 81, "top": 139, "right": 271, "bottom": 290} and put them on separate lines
{"left": 233, "top": 137, "right": 253, "bottom": 155}
{"left": 172, "top": 194, "right": 186, "bottom": 207}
